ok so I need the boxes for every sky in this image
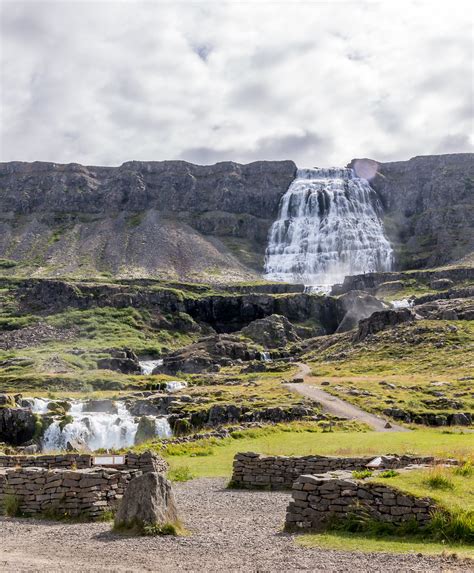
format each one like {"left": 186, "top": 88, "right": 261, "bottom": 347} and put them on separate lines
{"left": 1, "top": 0, "right": 473, "bottom": 167}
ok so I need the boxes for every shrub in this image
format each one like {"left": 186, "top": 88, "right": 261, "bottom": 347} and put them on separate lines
{"left": 378, "top": 470, "right": 399, "bottom": 478}
{"left": 168, "top": 466, "right": 194, "bottom": 482}
{"left": 352, "top": 469, "right": 373, "bottom": 479}
{"left": 428, "top": 509, "right": 474, "bottom": 544}
{"left": 142, "top": 522, "right": 180, "bottom": 536}
{"left": 3, "top": 494, "right": 21, "bottom": 517}
{"left": 453, "top": 461, "right": 473, "bottom": 478}
{"left": 423, "top": 468, "right": 455, "bottom": 490}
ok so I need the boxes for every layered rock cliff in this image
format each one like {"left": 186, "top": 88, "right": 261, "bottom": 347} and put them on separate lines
{"left": 0, "top": 160, "right": 296, "bottom": 281}
{"left": 351, "top": 153, "right": 474, "bottom": 269}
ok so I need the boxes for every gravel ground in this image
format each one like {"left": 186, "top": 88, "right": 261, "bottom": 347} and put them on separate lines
{"left": 0, "top": 478, "right": 470, "bottom": 572}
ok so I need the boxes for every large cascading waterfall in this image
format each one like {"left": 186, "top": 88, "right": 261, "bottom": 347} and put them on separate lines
{"left": 264, "top": 167, "right": 393, "bottom": 288}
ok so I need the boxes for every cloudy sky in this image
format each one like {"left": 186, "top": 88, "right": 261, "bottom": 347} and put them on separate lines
{"left": 1, "top": 0, "right": 473, "bottom": 167}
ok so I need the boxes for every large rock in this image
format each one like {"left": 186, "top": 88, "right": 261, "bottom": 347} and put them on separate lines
{"left": 114, "top": 472, "right": 179, "bottom": 531}
{"left": 155, "top": 334, "right": 262, "bottom": 374}
{"left": 335, "top": 291, "right": 388, "bottom": 333}
{"left": 97, "top": 348, "right": 140, "bottom": 374}
{"left": 240, "top": 314, "right": 300, "bottom": 348}
{"left": 355, "top": 308, "right": 416, "bottom": 341}
{"left": 0, "top": 407, "right": 37, "bottom": 445}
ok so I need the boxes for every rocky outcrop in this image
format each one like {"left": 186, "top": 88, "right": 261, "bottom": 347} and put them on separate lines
{"left": 0, "top": 407, "right": 37, "bottom": 445}
{"left": 97, "top": 348, "right": 141, "bottom": 374}
{"left": 355, "top": 308, "right": 416, "bottom": 341}
{"left": 350, "top": 154, "right": 474, "bottom": 268}
{"left": 114, "top": 472, "right": 179, "bottom": 532}
{"left": 155, "top": 334, "right": 262, "bottom": 374}
{"left": 414, "top": 298, "right": 474, "bottom": 321}
{"left": 11, "top": 278, "right": 339, "bottom": 335}
{"left": 240, "top": 314, "right": 300, "bottom": 348}
{"left": 331, "top": 267, "right": 474, "bottom": 296}
{"left": 335, "top": 291, "right": 388, "bottom": 333}
{"left": 0, "top": 160, "right": 296, "bottom": 280}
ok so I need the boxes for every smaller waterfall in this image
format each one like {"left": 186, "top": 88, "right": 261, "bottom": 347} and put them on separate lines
{"left": 265, "top": 167, "right": 393, "bottom": 287}
{"left": 34, "top": 399, "right": 172, "bottom": 452}
{"left": 165, "top": 381, "right": 188, "bottom": 392}
{"left": 260, "top": 352, "right": 272, "bottom": 362}
{"left": 139, "top": 359, "right": 163, "bottom": 375}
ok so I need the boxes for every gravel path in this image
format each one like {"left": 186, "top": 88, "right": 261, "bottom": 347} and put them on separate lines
{"left": 285, "top": 363, "right": 408, "bottom": 432}
{"left": 0, "top": 478, "right": 469, "bottom": 572}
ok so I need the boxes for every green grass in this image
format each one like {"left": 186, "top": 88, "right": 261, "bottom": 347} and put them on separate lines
{"left": 156, "top": 426, "right": 474, "bottom": 478}
{"left": 375, "top": 466, "right": 474, "bottom": 513}
{"left": 298, "top": 531, "right": 474, "bottom": 558}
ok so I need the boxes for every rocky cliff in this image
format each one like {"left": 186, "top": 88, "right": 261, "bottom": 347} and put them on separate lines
{"left": 0, "top": 160, "right": 296, "bottom": 281}
{"left": 351, "top": 153, "right": 474, "bottom": 269}
{"left": 1, "top": 154, "right": 472, "bottom": 281}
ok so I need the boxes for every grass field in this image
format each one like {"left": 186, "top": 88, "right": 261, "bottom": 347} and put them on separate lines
{"left": 156, "top": 425, "right": 474, "bottom": 478}
{"left": 298, "top": 531, "right": 474, "bottom": 558}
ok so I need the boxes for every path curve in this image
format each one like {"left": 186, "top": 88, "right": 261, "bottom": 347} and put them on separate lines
{"left": 285, "top": 363, "right": 409, "bottom": 432}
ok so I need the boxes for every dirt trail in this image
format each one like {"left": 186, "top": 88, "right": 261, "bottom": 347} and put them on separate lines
{"left": 285, "top": 363, "right": 409, "bottom": 432}
{"left": 0, "top": 479, "right": 468, "bottom": 572}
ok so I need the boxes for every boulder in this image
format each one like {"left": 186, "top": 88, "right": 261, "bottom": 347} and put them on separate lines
{"left": 335, "top": 291, "right": 388, "bottom": 333}
{"left": 430, "top": 278, "right": 454, "bottom": 290}
{"left": 135, "top": 416, "right": 159, "bottom": 445}
{"left": 414, "top": 298, "right": 474, "bottom": 321}
{"left": 240, "top": 314, "right": 300, "bottom": 348}
{"left": 82, "top": 399, "right": 118, "bottom": 414}
{"left": 0, "top": 408, "right": 37, "bottom": 445}
{"left": 115, "top": 472, "right": 179, "bottom": 532}
{"left": 355, "top": 308, "right": 416, "bottom": 341}
{"left": 97, "top": 348, "right": 140, "bottom": 374}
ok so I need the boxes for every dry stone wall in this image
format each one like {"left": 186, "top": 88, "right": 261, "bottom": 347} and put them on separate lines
{"left": 0, "top": 451, "right": 167, "bottom": 474}
{"left": 0, "top": 467, "right": 136, "bottom": 520}
{"left": 231, "top": 453, "right": 437, "bottom": 489}
{"left": 285, "top": 472, "right": 438, "bottom": 530}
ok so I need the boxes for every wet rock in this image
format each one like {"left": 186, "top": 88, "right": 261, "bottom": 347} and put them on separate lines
{"left": 82, "top": 399, "right": 118, "bottom": 414}
{"left": 115, "top": 472, "right": 179, "bottom": 532}
{"left": 135, "top": 416, "right": 159, "bottom": 445}
{"left": 0, "top": 407, "right": 36, "bottom": 445}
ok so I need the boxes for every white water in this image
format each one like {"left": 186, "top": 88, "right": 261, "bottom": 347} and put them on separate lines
{"left": 32, "top": 399, "right": 172, "bottom": 452}
{"left": 165, "top": 381, "right": 188, "bottom": 392}
{"left": 391, "top": 298, "right": 414, "bottom": 309}
{"left": 260, "top": 352, "right": 272, "bottom": 362}
{"left": 265, "top": 167, "right": 393, "bottom": 287}
{"left": 139, "top": 359, "right": 163, "bottom": 375}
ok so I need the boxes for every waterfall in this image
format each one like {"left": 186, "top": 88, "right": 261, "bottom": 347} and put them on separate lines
{"left": 264, "top": 167, "right": 393, "bottom": 287}
{"left": 35, "top": 399, "right": 172, "bottom": 452}
{"left": 139, "top": 359, "right": 163, "bottom": 375}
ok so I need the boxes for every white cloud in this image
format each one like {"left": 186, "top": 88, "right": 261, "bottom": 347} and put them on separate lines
{"left": 1, "top": 0, "right": 472, "bottom": 166}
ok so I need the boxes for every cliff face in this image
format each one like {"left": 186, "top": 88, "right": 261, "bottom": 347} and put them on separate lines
{"left": 0, "top": 160, "right": 296, "bottom": 281}
{"left": 351, "top": 154, "right": 474, "bottom": 269}
{"left": 0, "top": 154, "right": 472, "bottom": 281}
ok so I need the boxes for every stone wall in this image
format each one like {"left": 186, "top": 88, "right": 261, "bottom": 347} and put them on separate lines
{"left": 0, "top": 466, "right": 135, "bottom": 520}
{"left": 231, "top": 453, "right": 438, "bottom": 489}
{"left": 0, "top": 451, "right": 167, "bottom": 474}
{"left": 285, "top": 472, "right": 438, "bottom": 530}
